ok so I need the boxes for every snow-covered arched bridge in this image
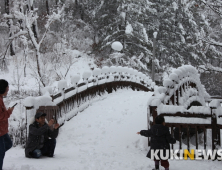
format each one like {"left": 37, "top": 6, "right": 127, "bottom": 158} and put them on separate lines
{"left": 5, "top": 89, "right": 222, "bottom": 170}
{"left": 5, "top": 65, "right": 222, "bottom": 169}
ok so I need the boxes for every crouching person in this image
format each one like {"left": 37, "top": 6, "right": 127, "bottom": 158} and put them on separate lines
{"left": 25, "top": 112, "right": 59, "bottom": 158}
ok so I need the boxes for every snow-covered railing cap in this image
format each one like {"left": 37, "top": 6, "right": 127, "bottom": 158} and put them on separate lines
{"left": 216, "top": 107, "right": 222, "bottom": 116}
{"left": 58, "top": 80, "right": 67, "bottom": 91}
{"left": 101, "top": 66, "right": 110, "bottom": 75}
{"left": 173, "top": 69, "right": 183, "bottom": 80}
{"left": 145, "top": 77, "right": 149, "bottom": 82}
{"left": 151, "top": 82, "right": 155, "bottom": 87}
{"left": 82, "top": 71, "right": 91, "bottom": 80}
{"left": 23, "top": 96, "right": 35, "bottom": 107}
{"left": 133, "top": 70, "right": 138, "bottom": 76}
{"left": 157, "top": 104, "right": 186, "bottom": 114}
{"left": 35, "top": 96, "right": 55, "bottom": 107}
{"left": 148, "top": 79, "right": 152, "bottom": 85}
{"left": 209, "top": 99, "right": 220, "bottom": 108}
{"left": 122, "top": 67, "right": 129, "bottom": 74}
{"left": 71, "top": 75, "right": 80, "bottom": 86}
{"left": 93, "top": 68, "right": 101, "bottom": 77}
{"left": 138, "top": 72, "right": 143, "bottom": 78}
{"left": 163, "top": 79, "right": 173, "bottom": 88}
{"left": 110, "top": 66, "right": 117, "bottom": 73}
{"left": 142, "top": 74, "right": 146, "bottom": 80}
{"left": 169, "top": 73, "right": 179, "bottom": 83}
{"left": 188, "top": 106, "right": 211, "bottom": 114}
{"left": 117, "top": 66, "right": 124, "bottom": 73}
{"left": 150, "top": 98, "right": 162, "bottom": 106}
{"left": 128, "top": 68, "right": 134, "bottom": 75}
{"left": 41, "top": 86, "right": 53, "bottom": 95}
{"left": 23, "top": 96, "right": 55, "bottom": 108}
{"left": 157, "top": 86, "right": 167, "bottom": 94}
{"left": 177, "top": 67, "right": 186, "bottom": 79}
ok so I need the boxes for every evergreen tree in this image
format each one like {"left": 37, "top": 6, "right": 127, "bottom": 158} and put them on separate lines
{"left": 147, "top": 0, "right": 213, "bottom": 67}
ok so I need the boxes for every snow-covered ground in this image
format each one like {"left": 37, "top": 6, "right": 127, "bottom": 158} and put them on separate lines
{"left": 3, "top": 90, "right": 222, "bottom": 170}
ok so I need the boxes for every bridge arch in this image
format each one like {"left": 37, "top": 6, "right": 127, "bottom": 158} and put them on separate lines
{"left": 147, "top": 65, "right": 222, "bottom": 153}
{"left": 153, "top": 65, "right": 210, "bottom": 107}
{"left": 24, "top": 66, "right": 154, "bottom": 125}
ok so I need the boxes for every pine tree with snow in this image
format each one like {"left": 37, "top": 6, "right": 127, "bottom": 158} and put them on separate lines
{"left": 147, "top": 0, "right": 213, "bottom": 67}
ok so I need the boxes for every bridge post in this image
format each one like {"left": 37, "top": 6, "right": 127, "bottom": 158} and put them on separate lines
{"left": 148, "top": 106, "right": 157, "bottom": 146}
{"left": 176, "top": 90, "right": 179, "bottom": 105}
{"left": 211, "top": 114, "right": 217, "bottom": 150}
{"left": 211, "top": 107, "right": 220, "bottom": 150}
{"left": 149, "top": 106, "right": 157, "bottom": 125}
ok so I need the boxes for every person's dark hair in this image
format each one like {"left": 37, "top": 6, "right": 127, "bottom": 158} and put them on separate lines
{"left": 0, "top": 79, "right": 9, "bottom": 94}
{"left": 35, "top": 112, "right": 47, "bottom": 119}
{"left": 155, "top": 115, "right": 165, "bottom": 124}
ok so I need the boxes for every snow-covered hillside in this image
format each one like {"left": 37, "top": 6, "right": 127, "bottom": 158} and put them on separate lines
{"left": 3, "top": 89, "right": 222, "bottom": 170}
{"left": 0, "top": 51, "right": 96, "bottom": 93}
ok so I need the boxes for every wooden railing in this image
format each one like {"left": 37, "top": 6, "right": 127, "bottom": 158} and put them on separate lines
{"left": 32, "top": 81, "right": 151, "bottom": 125}
{"left": 20, "top": 67, "right": 154, "bottom": 146}
{"left": 149, "top": 105, "right": 221, "bottom": 152}
{"left": 24, "top": 66, "right": 153, "bottom": 130}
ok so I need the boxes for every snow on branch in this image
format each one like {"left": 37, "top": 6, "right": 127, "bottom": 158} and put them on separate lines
{"left": 199, "top": 64, "right": 222, "bottom": 73}
{"left": 45, "top": 5, "right": 65, "bottom": 29}
{"left": 39, "top": 4, "right": 65, "bottom": 46}
{"left": 8, "top": 31, "right": 28, "bottom": 40}
{"left": 200, "top": 0, "right": 222, "bottom": 17}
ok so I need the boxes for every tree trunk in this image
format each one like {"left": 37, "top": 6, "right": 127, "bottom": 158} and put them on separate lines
{"left": 5, "top": 0, "right": 15, "bottom": 56}
{"left": 32, "top": 21, "right": 39, "bottom": 42}
{"left": 36, "top": 50, "right": 45, "bottom": 87}
{"left": 5, "top": 0, "right": 9, "bottom": 14}
{"left": 19, "top": 3, "right": 24, "bottom": 30}
{"left": 46, "top": 0, "right": 50, "bottom": 15}
{"left": 123, "top": 12, "right": 127, "bottom": 50}
{"left": 80, "top": 5, "right": 84, "bottom": 20}
{"left": 75, "top": 0, "right": 78, "bottom": 7}
{"left": 75, "top": 0, "right": 80, "bottom": 18}
{"left": 27, "top": 1, "right": 39, "bottom": 42}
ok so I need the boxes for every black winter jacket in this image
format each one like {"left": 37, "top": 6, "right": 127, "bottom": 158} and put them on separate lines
{"left": 140, "top": 124, "right": 176, "bottom": 160}
{"left": 25, "top": 121, "right": 59, "bottom": 158}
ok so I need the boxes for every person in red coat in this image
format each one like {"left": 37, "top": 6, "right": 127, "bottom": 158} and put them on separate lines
{"left": 0, "top": 79, "right": 14, "bottom": 170}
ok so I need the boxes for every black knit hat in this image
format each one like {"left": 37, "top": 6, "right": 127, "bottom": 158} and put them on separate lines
{"left": 0, "top": 79, "right": 9, "bottom": 94}
{"left": 35, "top": 112, "right": 46, "bottom": 119}
{"left": 155, "top": 115, "right": 165, "bottom": 124}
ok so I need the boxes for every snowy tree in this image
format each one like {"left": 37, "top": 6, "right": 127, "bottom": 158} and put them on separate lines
{"left": 197, "top": 0, "right": 222, "bottom": 62}
{"left": 1, "top": 0, "right": 222, "bottom": 77}
{"left": 79, "top": 0, "right": 217, "bottom": 71}
{"left": 5, "top": 0, "right": 15, "bottom": 56}
{"left": 3, "top": 0, "right": 65, "bottom": 86}
{"left": 146, "top": 0, "right": 208, "bottom": 67}
{"left": 80, "top": 0, "right": 155, "bottom": 73}
{"left": 52, "top": 40, "right": 77, "bottom": 80}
